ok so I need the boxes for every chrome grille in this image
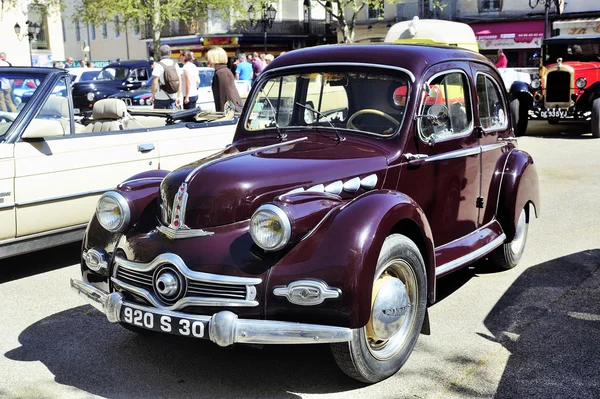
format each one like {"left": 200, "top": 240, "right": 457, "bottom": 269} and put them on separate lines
{"left": 546, "top": 71, "right": 571, "bottom": 103}
{"left": 188, "top": 281, "right": 247, "bottom": 299}
{"left": 116, "top": 268, "right": 153, "bottom": 289}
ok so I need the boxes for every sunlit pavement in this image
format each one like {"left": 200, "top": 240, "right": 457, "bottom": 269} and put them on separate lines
{"left": 1, "top": 120, "right": 599, "bottom": 399}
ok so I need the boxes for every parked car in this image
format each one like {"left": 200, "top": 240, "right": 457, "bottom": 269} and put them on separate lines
{"left": 511, "top": 33, "right": 600, "bottom": 137}
{"left": 71, "top": 43, "right": 540, "bottom": 383}
{"left": 0, "top": 67, "right": 237, "bottom": 259}
{"left": 68, "top": 67, "right": 102, "bottom": 85}
{"left": 72, "top": 60, "right": 152, "bottom": 115}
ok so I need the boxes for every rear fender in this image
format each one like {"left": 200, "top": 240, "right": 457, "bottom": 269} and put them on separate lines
{"left": 576, "top": 82, "right": 600, "bottom": 111}
{"left": 267, "top": 190, "right": 435, "bottom": 329}
{"left": 495, "top": 150, "right": 540, "bottom": 241}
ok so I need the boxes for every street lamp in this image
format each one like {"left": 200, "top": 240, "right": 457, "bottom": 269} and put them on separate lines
{"left": 529, "top": 0, "right": 564, "bottom": 39}
{"left": 248, "top": 3, "right": 277, "bottom": 54}
{"left": 14, "top": 20, "right": 41, "bottom": 66}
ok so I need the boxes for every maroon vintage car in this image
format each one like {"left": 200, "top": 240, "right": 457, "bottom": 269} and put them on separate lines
{"left": 71, "top": 43, "right": 540, "bottom": 383}
{"left": 511, "top": 34, "right": 600, "bottom": 137}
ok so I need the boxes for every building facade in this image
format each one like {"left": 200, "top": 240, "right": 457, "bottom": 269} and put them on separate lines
{"left": 0, "top": 2, "right": 65, "bottom": 67}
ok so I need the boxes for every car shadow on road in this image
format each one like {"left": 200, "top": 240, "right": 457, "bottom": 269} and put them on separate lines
{"left": 524, "top": 121, "right": 596, "bottom": 139}
{"left": 0, "top": 242, "right": 81, "bottom": 284}
{"left": 478, "top": 249, "right": 600, "bottom": 398}
{"left": 4, "top": 305, "right": 364, "bottom": 398}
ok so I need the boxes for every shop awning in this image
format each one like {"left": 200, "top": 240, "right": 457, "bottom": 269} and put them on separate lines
{"left": 553, "top": 17, "right": 600, "bottom": 34}
{"left": 470, "top": 21, "right": 544, "bottom": 50}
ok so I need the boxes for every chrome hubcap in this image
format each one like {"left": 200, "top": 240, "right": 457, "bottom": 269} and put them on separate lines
{"left": 511, "top": 209, "right": 527, "bottom": 255}
{"left": 364, "top": 259, "right": 418, "bottom": 361}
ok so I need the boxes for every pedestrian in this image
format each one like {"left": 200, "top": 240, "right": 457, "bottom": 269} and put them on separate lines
{"left": 265, "top": 53, "right": 274, "bottom": 66}
{"left": 251, "top": 51, "right": 264, "bottom": 81}
{"left": 234, "top": 53, "right": 252, "bottom": 86}
{"left": 0, "top": 52, "right": 12, "bottom": 66}
{"left": 86, "top": 61, "right": 93, "bottom": 68}
{"left": 64, "top": 57, "right": 74, "bottom": 68}
{"left": 0, "top": 57, "right": 16, "bottom": 112}
{"left": 52, "top": 61, "right": 61, "bottom": 68}
{"left": 180, "top": 50, "right": 200, "bottom": 110}
{"left": 495, "top": 49, "right": 507, "bottom": 69}
{"left": 207, "top": 46, "right": 242, "bottom": 112}
{"left": 151, "top": 44, "right": 182, "bottom": 109}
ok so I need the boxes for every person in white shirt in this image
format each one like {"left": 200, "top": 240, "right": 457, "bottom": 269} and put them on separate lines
{"left": 151, "top": 44, "right": 182, "bottom": 109}
{"left": 0, "top": 59, "right": 17, "bottom": 113}
{"left": 180, "top": 50, "right": 200, "bottom": 110}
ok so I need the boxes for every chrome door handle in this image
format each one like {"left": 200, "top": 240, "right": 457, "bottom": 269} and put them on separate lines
{"left": 138, "top": 143, "right": 155, "bottom": 153}
{"left": 498, "top": 137, "right": 518, "bottom": 142}
{"left": 403, "top": 153, "right": 429, "bottom": 162}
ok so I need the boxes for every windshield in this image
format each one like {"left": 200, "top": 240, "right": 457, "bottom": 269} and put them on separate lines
{"left": 96, "top": 67, "right": 129, "bottom": 81}
{"left": 245, "top": 69, "right": 410, "bottom": 137}
{"left": 0, "top": 72, "right": 46, "bottom": 139}
{"left": 544, "top": 40, "right": 600, "bottom": 63}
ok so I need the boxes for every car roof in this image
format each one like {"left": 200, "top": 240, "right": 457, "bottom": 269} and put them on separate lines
{"left": 267, "top": 43, "right": 490, "bottom": 80}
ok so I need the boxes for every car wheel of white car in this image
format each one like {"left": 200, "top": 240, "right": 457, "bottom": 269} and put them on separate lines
{"left": 331, "top": 234, "right": 427, "bottom": 383}
{"left": 592, "top": 98, "right": 600, "bottom": 138}
{"left": 491, "top": 206, "right": 529, "bottom": 270}
{"left": 510, "top": 98, "right": 528, "bottom": 137}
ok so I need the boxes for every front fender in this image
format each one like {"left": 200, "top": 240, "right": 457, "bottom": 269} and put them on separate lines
{"left": 266, "top": 190, "right": 434, "bottom": 329}
{"left": 496, "top": 150, "right": 540, "bottom": 241}
{"left": 576, "top": 81, "right": 600, "bottom": 111}
{"left": 510, "top": 81, "right": 534, "bottom": 108}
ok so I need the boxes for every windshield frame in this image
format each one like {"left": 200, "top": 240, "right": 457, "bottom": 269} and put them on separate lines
{"left": 96, "top": 66, "right": 131, "bottom": 82}
{"left": 243, "top": 63, "right": 415, "bottom": 140}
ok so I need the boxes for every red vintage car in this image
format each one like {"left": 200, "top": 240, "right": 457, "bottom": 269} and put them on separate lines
{"left": 511, "top": 34, "right": 600, "bottom": 137}
{"left": 71, "top": 43, "right": 540, "bottom": 383}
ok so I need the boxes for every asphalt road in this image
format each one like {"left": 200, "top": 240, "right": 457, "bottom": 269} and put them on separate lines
{"left": 1, "top": 121, "right": 600, "bottom": 399}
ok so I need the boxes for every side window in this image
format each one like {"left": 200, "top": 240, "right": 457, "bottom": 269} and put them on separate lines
{"left": 30, "top": 77, "right": 72, "bottom": 136}
{"left": 419, "top": 71, "right": 471, "bottom": 141}
{"left": 476, "top": 74, "right": 507, "bottom": 131}
{"left": 136, "top": 68, "right": 148, "bottom": 81}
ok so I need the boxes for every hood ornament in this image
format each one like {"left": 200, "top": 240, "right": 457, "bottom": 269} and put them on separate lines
{"left": 158, "top": 182, "right": 215, "bottom": 239}
{"left": 557, "top": 57, "right": 563, "bottom": 69}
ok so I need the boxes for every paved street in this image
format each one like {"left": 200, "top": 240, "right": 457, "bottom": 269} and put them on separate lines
{"left": 1, "top": 120, "right": 599, "bottom": 399}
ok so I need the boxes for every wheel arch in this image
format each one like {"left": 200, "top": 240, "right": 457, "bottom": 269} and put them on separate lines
{"left": 509, "top": 81, "right": 534, "bottom": 109}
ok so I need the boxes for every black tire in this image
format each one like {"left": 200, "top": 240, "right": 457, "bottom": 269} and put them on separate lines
{"left": 490, "top": 207, "right": 529, "bottom": 270}
{"left": 592, "top": 98, "right": 600, "bottom": 138}
{"left": 548, "top": 119, "right": 559, "bottom": 125}
{"left": 510, "top": 98, "right": 528, "bottom": 137}
{"left": 331, "top": 234, "right": 427, "bottom": 383}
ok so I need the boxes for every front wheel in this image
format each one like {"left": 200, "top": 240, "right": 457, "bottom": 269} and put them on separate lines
{"left": 331, "top": 234, "right": 427, "bottom": 383}
{"left": 490, "top": 207, "right": 529, "bottom": 270}
{"left": 510, "top": 98, "right": 528, "bottom": 137}
{"left": 592, "top": 98, "right": 600, "bottom": 138}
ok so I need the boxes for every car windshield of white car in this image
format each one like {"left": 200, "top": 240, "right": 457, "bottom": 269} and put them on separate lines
{"left": 245, "top": 69, "right": 410, "bottom": 137}
{"left": 0, "top": 73, "right": 45, "bottom": 139}
{"left": 97, "top": 67, "right": 129, "bottom": 81}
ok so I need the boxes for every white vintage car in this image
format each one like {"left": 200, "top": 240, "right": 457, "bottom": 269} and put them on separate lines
{"left": 0, "top": 67, "right": 237, "bottom": 259}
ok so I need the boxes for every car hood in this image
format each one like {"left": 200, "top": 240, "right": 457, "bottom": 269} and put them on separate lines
{"left": 110, "top": 87, "right": 151, "bottom": 98}
{"left": 159, "top": 135, "right": 389, "bottom": 229}
{"left": 547, "top": 60, "right": 600, "bottom": 73}
{"left": 72, "top": 80, "right": 124, "bottom": 95}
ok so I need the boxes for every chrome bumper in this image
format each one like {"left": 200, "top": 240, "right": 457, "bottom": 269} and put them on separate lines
{"left": 70, "top": 279, "right": 352, "bottom": 346}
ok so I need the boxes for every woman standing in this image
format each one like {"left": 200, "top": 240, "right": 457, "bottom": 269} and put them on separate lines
{"left": 181, "top": 50, "right": 200, "bottom": 109}
{"left": 207, "top": 47, "right": 242, "bottom": 112}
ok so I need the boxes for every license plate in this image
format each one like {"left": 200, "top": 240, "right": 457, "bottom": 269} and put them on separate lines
{"left": 121, "top": 305, "right": 209, "bottom": 339}
{"left": 541, "top": 108, "right": 567, "bottom": 119}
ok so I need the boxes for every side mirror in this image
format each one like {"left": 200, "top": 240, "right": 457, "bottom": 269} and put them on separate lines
{"left": 427, "top": 104, "right": 449, "bottom": 126}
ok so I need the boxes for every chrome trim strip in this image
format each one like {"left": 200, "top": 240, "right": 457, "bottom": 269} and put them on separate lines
{"left": 70, "top": 279, "right": 353, "bottom": 345}
{"left": 0, "top": 202, "right": 15, "bottom": 210}
{"left": 324, "top": 181, "right": 343, "bottom": 195}
{"left": 268, "top": 62, "right": 416, "bottom": 82}
{"left": 112, "top": 277, "right": 259, "bottom": 308}
{"left": 157, "top": 225, "right": 215, "bottom": 239}
{"left": 481, "top": 142, "right": 507, "bottom": 153}
{"left": 14, "top": 188, "right": 112, "bottom": 207}
{"left": 423, "top": 146, "right": 481, "bottom": 163}
{"left": 115, "top": 253, "right": 262, "bottom": 285}
{"left": 0, "top": 223, "right": 87, "bottom": 245}
{"left": 435, "top": 233, "right": 506, "bottom": 277}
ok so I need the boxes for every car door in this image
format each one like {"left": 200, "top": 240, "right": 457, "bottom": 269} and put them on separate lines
{"left": 13, "top": 75, "right": 159, "bottom": 237}
{"left": 398, "top": 65, "right": 480, "bottom": 247}
{"left": 469, "top": 62, "right": 513, "bottom": 227}
{"left": 0, "top": 143, "right": 15, "bottom": 241}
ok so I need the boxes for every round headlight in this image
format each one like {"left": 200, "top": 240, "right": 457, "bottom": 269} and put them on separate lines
{"left": 87, "top": 92, "right": 95, "bottom": 102}
{"left": 96, "top": 191, "right": 131, "bottom": 233}
{"left": 576, "top": 77, "right": 587, "bottom": 89}
{"left": 139, "top": 98, "right": 145, "bottom": 105}
{"left": 531, "top": 79, "right": 541, "bottom": 89}
{"left": 147, "top": 98, "right": 153, "bottom": 105}
{"left": 249, "top": 204, "right": 291, "bottom": 251}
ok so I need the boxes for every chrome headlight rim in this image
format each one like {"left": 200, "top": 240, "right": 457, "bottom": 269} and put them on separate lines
{"left": 530, "top": 78, "right": 541, "bottom": 89}
{"left": 96, "top": 191, "right": 131, "bottom": 233}
{"left": 249, "top": 204, "right": 292, "bottom": 251}
{"left": 576, "top": 77, "right": 587, "bottom": 89}
{"left": 87, "top": 92, "right": 95, "bottom": 102}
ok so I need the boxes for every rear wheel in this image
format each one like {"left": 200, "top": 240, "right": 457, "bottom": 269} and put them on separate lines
{"left": 510, "top": 98, "right": 528, "bottom": 136}
{"left": 490, "top": 207, "right": 529, "bottom": 270}
{"left": 592, "top": 98, "right": 600, "bottom": 138}
{"left": 331, "top": 234, "right": 427, "bottom": 383}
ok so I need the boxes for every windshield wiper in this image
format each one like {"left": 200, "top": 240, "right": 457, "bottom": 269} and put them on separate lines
{"left": 295, "top": 102, "right": 345, "bottom": 142}
{"left": 260, "top": 89, "right": 287, "bottom": 140}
